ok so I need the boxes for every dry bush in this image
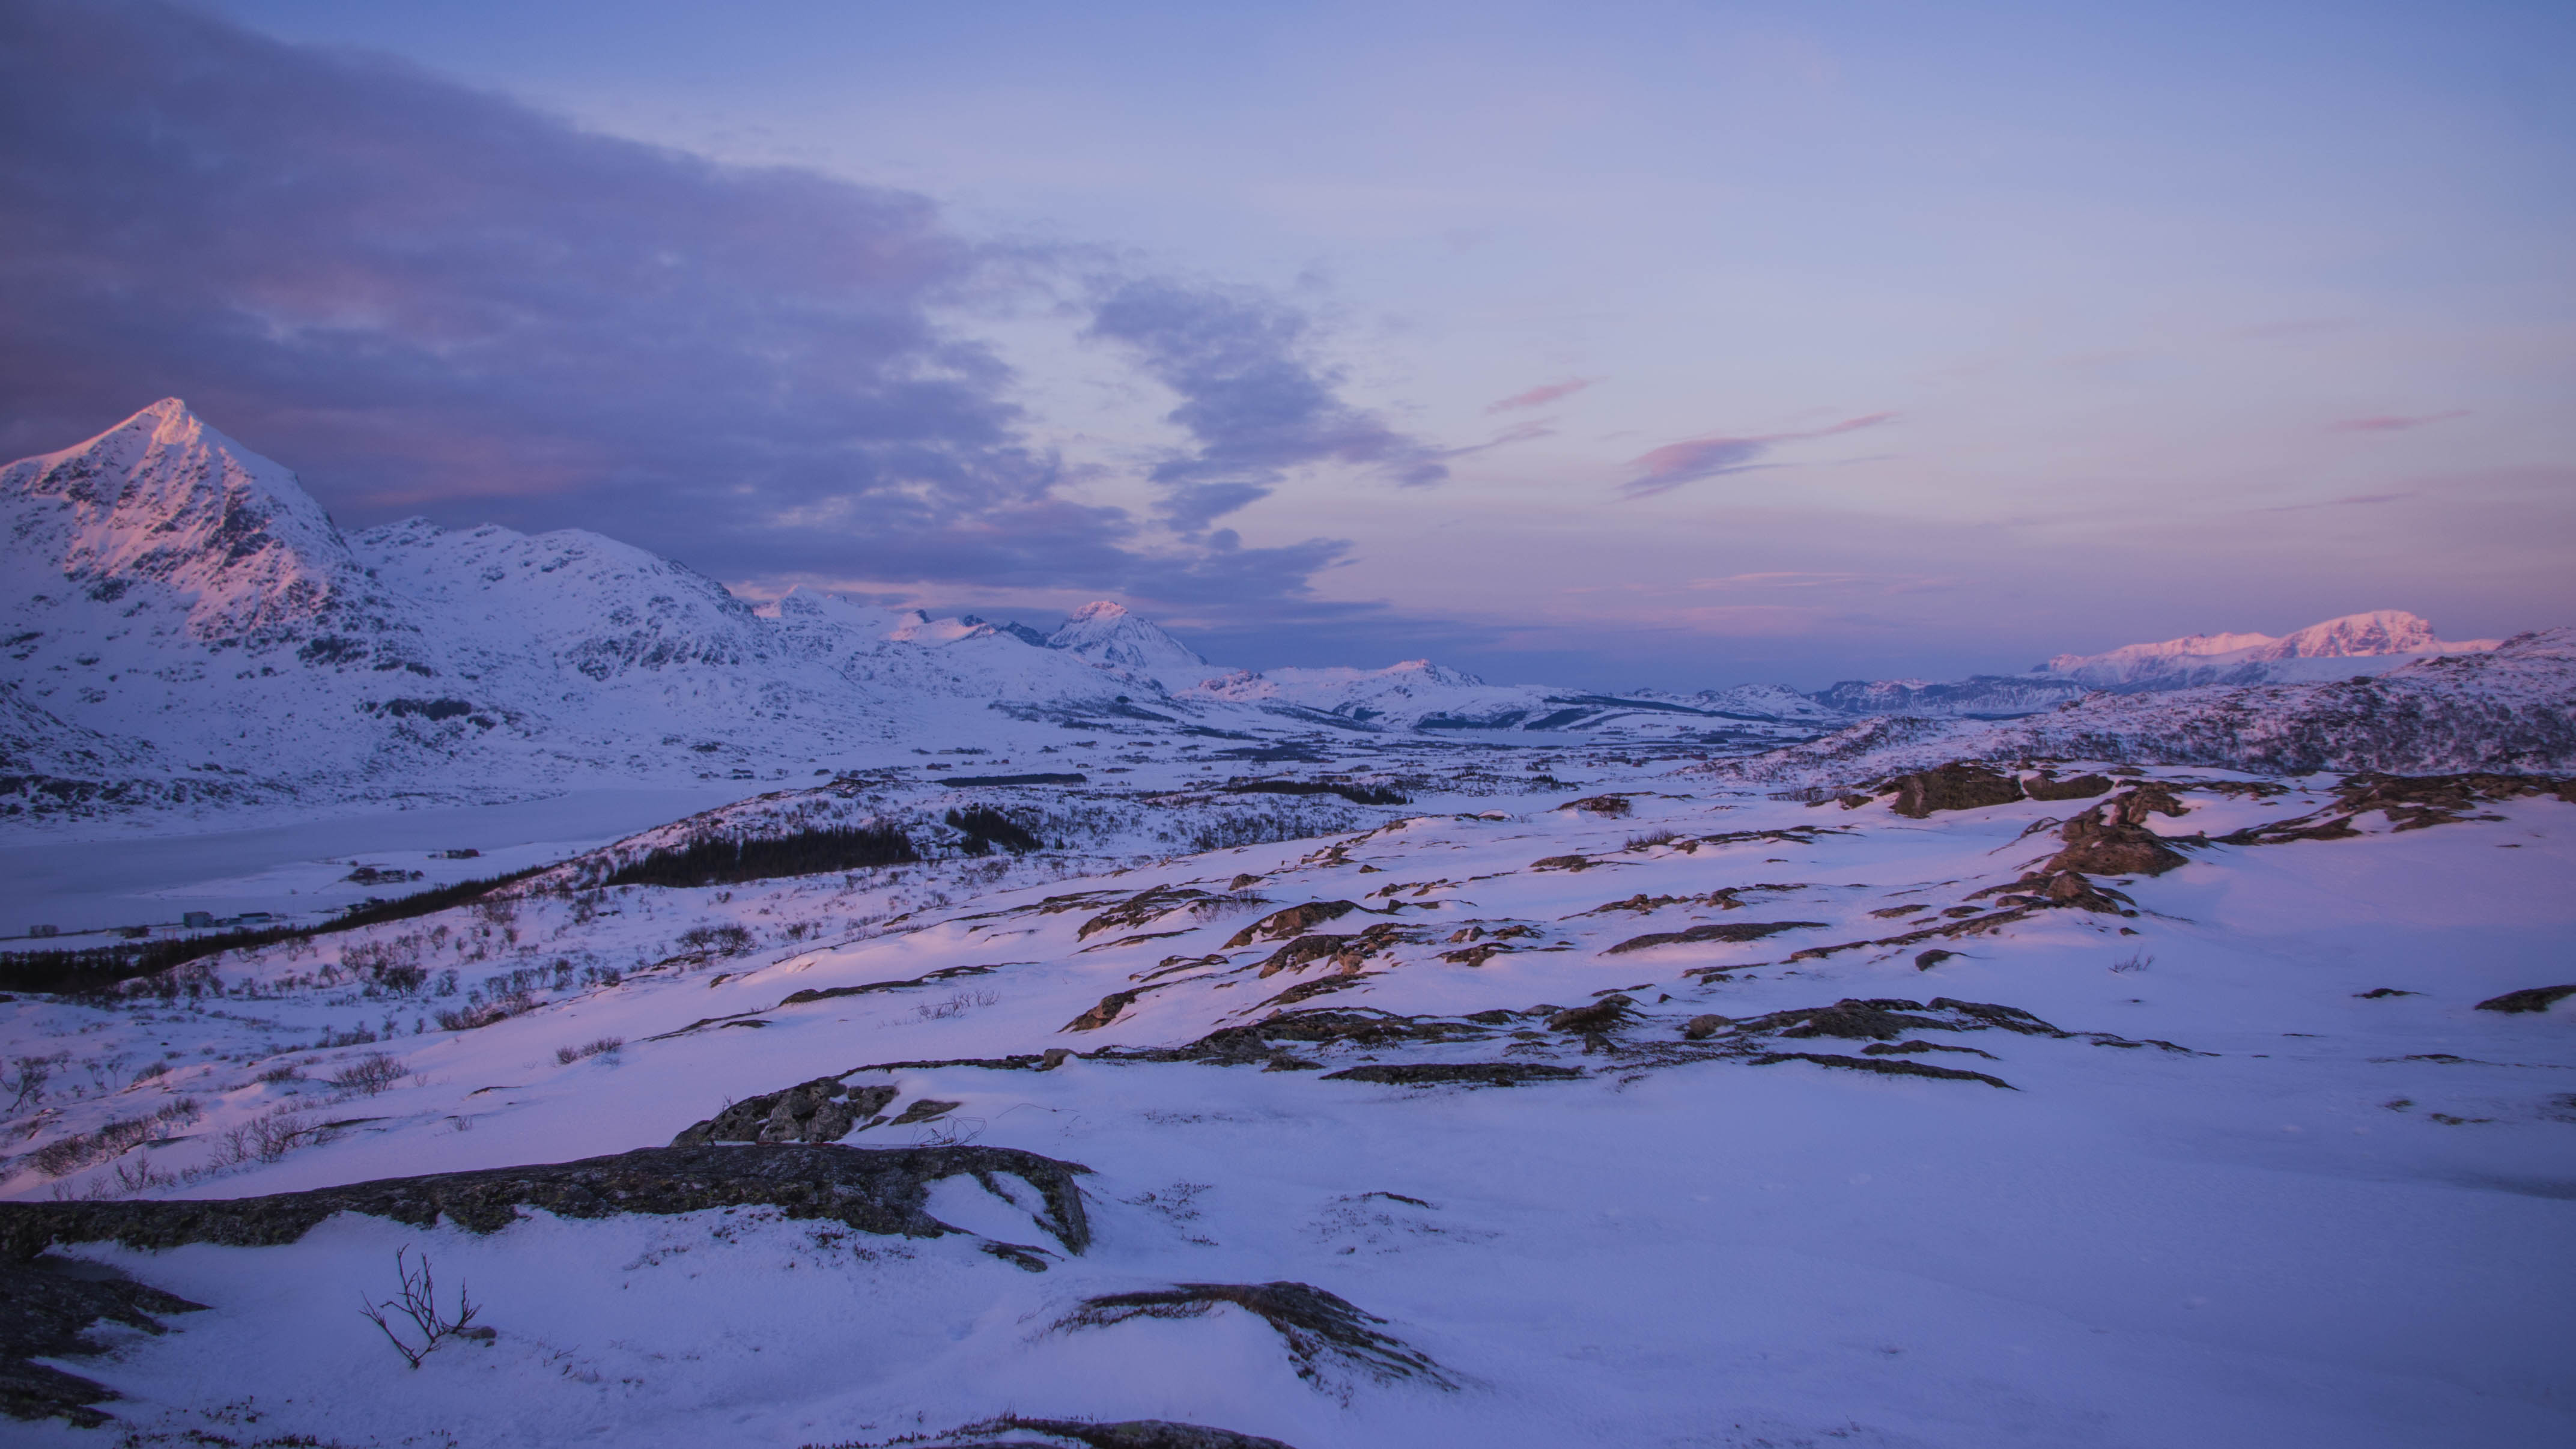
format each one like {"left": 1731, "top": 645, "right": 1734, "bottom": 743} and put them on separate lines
{"left": 553, "top": 1036, "right": 624, "bottom": 1066}
{"left": 328, "top": 1052, "right": 409, "bottom": 1096}
{"left": 359, "top": 1246, "right": 483, "bottom": 1369}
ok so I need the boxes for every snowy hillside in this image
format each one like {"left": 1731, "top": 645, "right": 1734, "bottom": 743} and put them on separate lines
{"left": 2, "top": 739, "right": 2569, "bottom": 1447}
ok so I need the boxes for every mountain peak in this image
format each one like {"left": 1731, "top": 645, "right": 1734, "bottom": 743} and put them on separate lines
{"left": 1046, "top": 600, "right": 1212, "bottom": 690}
{"left": 1, "top": 399, "right": 366, "bottom": 648}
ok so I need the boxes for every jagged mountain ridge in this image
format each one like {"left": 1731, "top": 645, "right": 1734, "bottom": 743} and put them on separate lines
{"left": 0, "top": 403, "right": 1835, "bottom": 819}
{"left": 0, "top": 402, "right": 2554, "bottom": 822}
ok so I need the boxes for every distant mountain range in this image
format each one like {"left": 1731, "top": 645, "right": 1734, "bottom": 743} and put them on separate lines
{"left": 0, "top": 402, "right": 2544, "bottom": 820}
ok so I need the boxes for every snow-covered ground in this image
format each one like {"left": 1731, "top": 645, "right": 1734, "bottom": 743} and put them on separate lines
{"left": 3, "top": 740, "right": 2569, "bottom": 1448}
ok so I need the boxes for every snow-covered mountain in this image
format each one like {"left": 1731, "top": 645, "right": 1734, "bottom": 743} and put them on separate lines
{"left": 0, "top": 402, "right": 1163, "bottom": 816}
{"left": 0, "top": 402, "right": 1843, "bottom": 823}
{"left": 1716, "top": 626, "right": 2576, "bottom": 785}
{"left": 1045, "top": 601, "right": 1216, "bottom": 690}
{"left": 1, "top": 403, "right": 2560, "bottom": 828}
{"left": 1804, "top": 610, "right": 2506, "bottom": 718}
{"left": 2036, "top": 609, "right": 2499, "bottom": 690}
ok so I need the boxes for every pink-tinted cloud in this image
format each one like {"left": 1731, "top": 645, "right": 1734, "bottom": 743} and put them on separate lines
{"left": 1487, "top": 378, "right": 1594, "bottom": 413}
{"left": 2330, "top": 410, "right": 2469, "bottom": 433}
{"left": 1618, "top": 413, "right": 1893, "bottom": 499}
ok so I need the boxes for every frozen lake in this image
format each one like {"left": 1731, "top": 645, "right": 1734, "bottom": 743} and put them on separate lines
{"left": 0, "top": 785, "right": 750, "bottom": 940}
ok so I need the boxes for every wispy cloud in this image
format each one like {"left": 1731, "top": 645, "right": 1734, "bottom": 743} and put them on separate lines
{"left": 2257, "top": 492, "right": 2413, "bottom": 512}
{"left": 1618, "top": 413, "right": 1892, "bottom": 499}
{"left": 1084, "top": 276, "right": 1449, "bottom": 536}
{"left": 2330, "top": 410, "right": 2469, "bottom": 433}
{"left": 1487, "top": 378, "right": 1594, "bottom": 413}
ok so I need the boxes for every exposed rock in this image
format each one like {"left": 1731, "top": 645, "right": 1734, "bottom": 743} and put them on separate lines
{"left": 1555, "top": 794, "right": 1633, "bottom": 816}
{"left": 2024, "top": 773, "right": 2113, "bottom": 801}
{"left": 1063, "top": 990, "right": 1143, "bottom": 1031}
{"left": 1224, "top": 900, "right": 1358, "bottom": 949}
{"left": 887, "top": 1099, "right": 962, "bottom": 1126}
{"left": 1077, "top": 886, "right": 1210, "bottom": 940}
{"left": 2353, "top": 988, "right": 2421, "bottom": 1000}
{"left": 1973, "top": 869, "right": 2137, "bottom": 914}
{"left": 1883, "top": 764, "right": 2025, "bottom": 818}
{"left": 2473, "top": 985, "right": 2576, "bottom": 1015}
{"left": 891, "top": 1417, "right": 1299, "bottom": 1449}
{"left": 1604, "top": 920, "right": 1827, "bottom": 955}
{"left": 1320, "top": 1062, "right": 1585, "bottom": 1087}
{"left": 1055, "top": 1281, "right": 1453, "bottom": 1390}
{"left": 1254, "top": 934, "right": 1356, "bottom": 978}
{"left": 0, "top": 1144, "right": 1095, "bottom": 1260}
{"left": 1116, "top": 1008, "right": 1492, "bottom": 1071}
{"left": 1862, "top": 1039, "right": 1998, "bottom": 1060}
{"left": 1530, "top": 854, "right": 1596, "bottom": 871}
{"left": 2044, "top": 797, "right": 2192, "bottom": 876}
{"left": 1749, "top": 1051, "right": 2015, "bottom": 1089}
{"left": 672, "top": 1079, "right": 901, "bottom": 1145}
{"left": 777, "top": 961, "right": 1006, "bottom": 1009}
{"left": 2221, "top": 772, "right": 2575, "bottom": 846}
{"left": 1680, "top": 1014, "right": 1729, "bottom": 1040}
{"left": 0, "top": 1257, "right": 206, "bottom": 1426}
{"left": 1914, "top": 949, "right": 1958, "bottom": 971}
{"left": 1546, "top": 995, "right": 1635, "bottom": 1034}
{"left": 1766, "top": 999, "right": 1949, "bottom": 1041}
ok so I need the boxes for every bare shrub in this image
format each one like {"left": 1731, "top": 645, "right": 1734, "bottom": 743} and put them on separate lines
{"left": 255, "top": 1062, "right": 303, "bottom": 1086}
{"left": 915, "top": 989, "right": 998, "bottom": 1022}
{"left": 207, "top": 1106, "right": 324, "bottom": 1168}
{"left": 553, "top": 1036, "right": 624, "bottom": 1066}
{"left": 2110, "top": 952, "right": 2154, "bottom": 974}
{"left": 433, "top": 988, "right": 533, "bottom": 1032}
{"left": 1624, "top": 828, "right": 1679, "bottom": 851}
{"left": 26, "top": 1096, "right": 202, "bottom": 1177}
{"left": 676, "top": 923, "right": 755, "bottom": 956}
{"left": 358, "top": 1247, "right": 482, "bottom": 1369}
{"left": 329, "top": 1052, "right": 410, "bottom": 1096}
{"left": 6, "top": 1053, "right": 63, "bottom": 1113}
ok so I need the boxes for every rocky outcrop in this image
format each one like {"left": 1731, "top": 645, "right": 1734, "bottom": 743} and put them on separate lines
{"left": 1055, "top": 1281, "right": 1453, "bottom": 1390}
{"left": 888, "top": 1418, "right": 1299, "bottom": 1449}
{"left": 2043, "top": 788, "right": 2193, "bottom": 876}
{"left": 1883, "top": 764, "right": 2025, "bottom": 818}
{"left": 1224, "top": 900, "right": 1358, "bottom": 948}
{"left": 0, "top": 1143, "right": 1095, "bottom": 1260}
{"left": 2473, "top": 985, "right": 2576, "bottom": 1014}
{"left": 0, "top": 1257, "right": 206, "bottom": 1426}
{"left": 1603, "top": 920, "right": 1827, "bottom": 954}
{"left": 670, "top": 1079, "right": 902, "bottom": 1144}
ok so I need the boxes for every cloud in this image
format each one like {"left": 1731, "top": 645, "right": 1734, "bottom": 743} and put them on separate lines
{"left": 2330, "top": 410, "right": 2469, "bottom": 433}
{"left": 1487, "top": 378, "right": 1593, "bottom": 413}
{"left": 2256, "top": 491, "right": 2413, "bottom": 513}
{"left": 0, "top": 0, "right": 1413, "bottom": 615}
{"left": 1084, "top": 277, "right": 1449, "bottom": 535}
{"left": 1617, "top": 413, "right": 1892, "bottom": 499}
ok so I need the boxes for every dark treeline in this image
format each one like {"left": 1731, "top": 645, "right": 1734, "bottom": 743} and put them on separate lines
{"left": 1227, "top": 779, "right": 1409, "bottom": 806}
{"left": 601, "top": 825, "right": 920, "bottom": 889}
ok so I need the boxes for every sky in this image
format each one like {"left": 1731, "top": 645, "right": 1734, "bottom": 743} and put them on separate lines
{"left": 2, "top": 0, "right": 2570, "bottom": 689}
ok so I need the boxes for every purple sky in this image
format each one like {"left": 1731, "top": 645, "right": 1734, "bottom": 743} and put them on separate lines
{"left": 4, "top": 1, "right": 2569, "bottom": 688}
